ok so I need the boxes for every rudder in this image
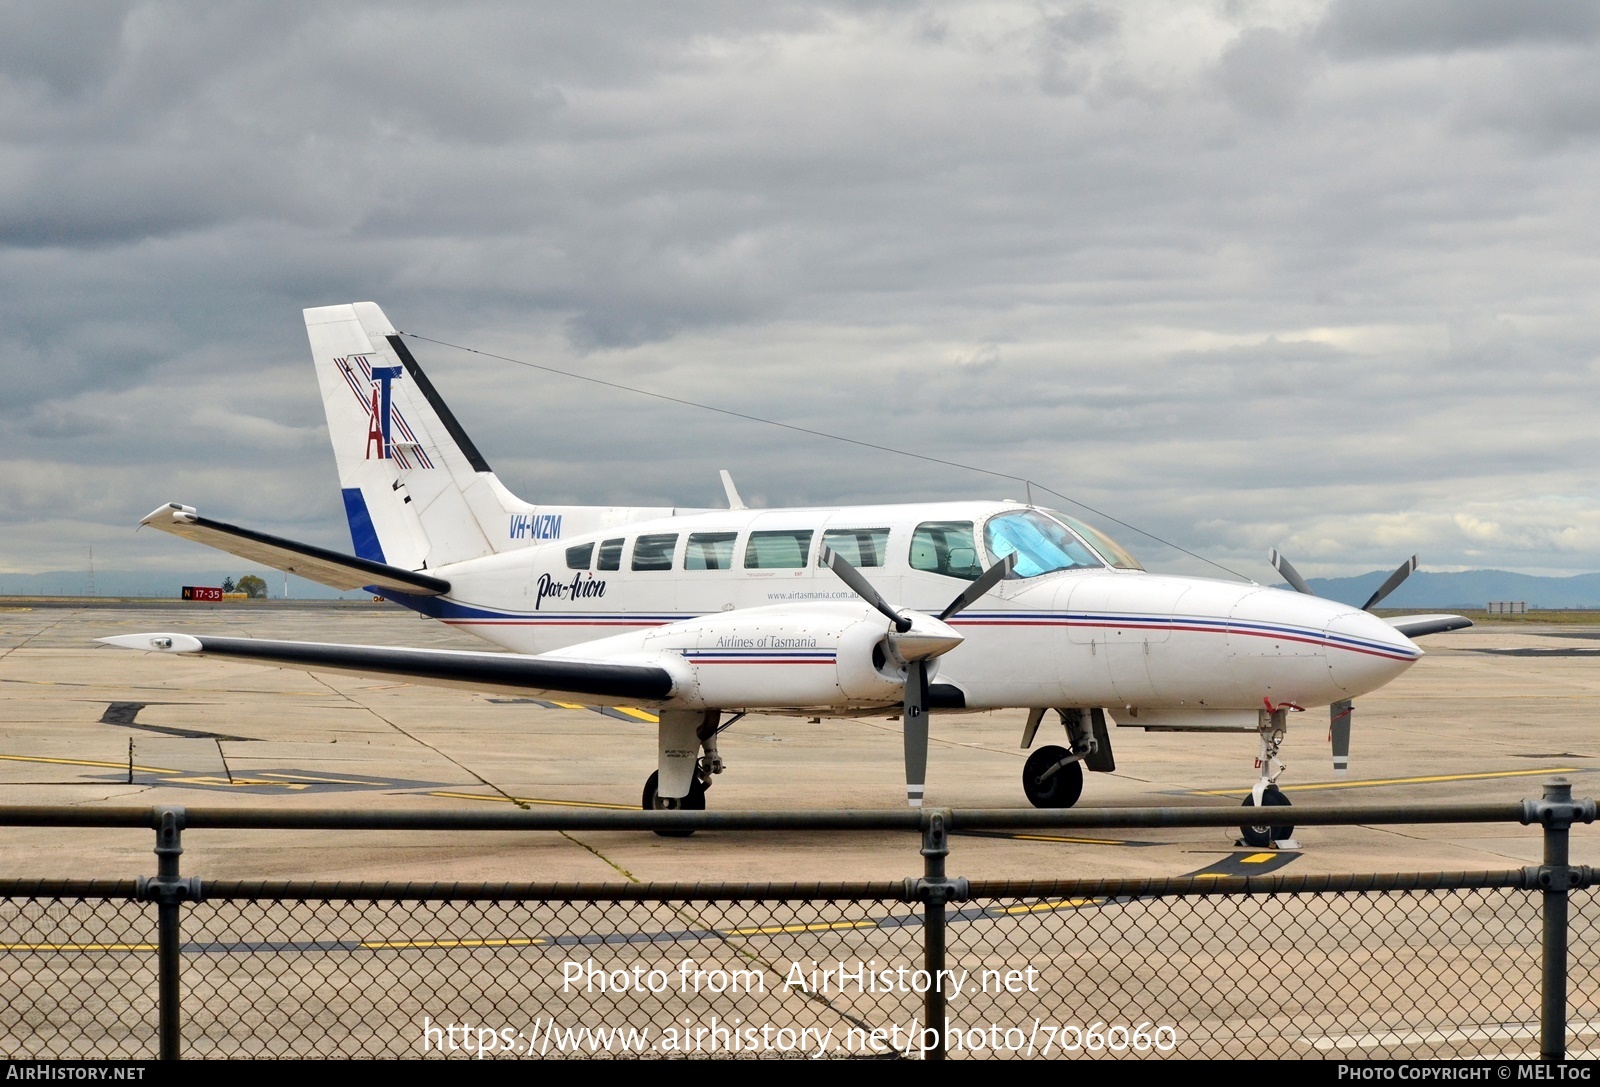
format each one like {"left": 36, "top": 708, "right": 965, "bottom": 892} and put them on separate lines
{"left": 306, "top": 302, "right": 532, "bottom": 571}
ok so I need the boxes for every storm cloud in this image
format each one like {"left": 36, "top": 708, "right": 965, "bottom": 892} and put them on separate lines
{"left": 3, "top": 0, "right": 1599, "bottom": 588}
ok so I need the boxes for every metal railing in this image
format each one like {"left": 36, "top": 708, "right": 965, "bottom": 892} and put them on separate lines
{"left": 0, "top": 779, "right": 1593, "bottom": 1060}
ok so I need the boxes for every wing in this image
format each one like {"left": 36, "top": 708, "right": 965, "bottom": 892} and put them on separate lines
{"left": 98, "top": 633, "right": 674, "bottom": 704}
{"left": 1386, "top": 614, "right": 1474, "bottom": 638}
{"left": 140, "top": 503, "right": 449, "bottom": 596}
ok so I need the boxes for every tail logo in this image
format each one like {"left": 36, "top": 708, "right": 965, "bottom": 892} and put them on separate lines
{"left": 335, "top": 356, "right": 435, "bottom": 469}
{"left": 364, "top": 365, "right": 404, "bottom": 460}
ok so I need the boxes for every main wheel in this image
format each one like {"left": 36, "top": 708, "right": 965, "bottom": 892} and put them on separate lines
{"left": 1239, "top": 785, "right": 1293, "bottom": 847}
{"left": 642, "top": 771, "right": 707, "bottom": 838}
{"left": 1023, "top": 745, "right": 1084, "bottom": 809}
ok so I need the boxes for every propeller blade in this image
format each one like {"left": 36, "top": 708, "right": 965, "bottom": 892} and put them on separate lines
{"left": 1330, "top": 699, "right": 1352, "bottom": 776}
{"left": 1361, "top": 555, "right": 1418, "bottom": 612}
{"left": 822, "top": 547, "right": 910, "bottom": 632}
{"left": 938, "top": 552, "right": 1018, "bottom": 621}
{"left": 1269, "top": 548, "right": 1313, "bottom": 596}
{"left": 904, "top": 659, "right": 929, "bottom": 808}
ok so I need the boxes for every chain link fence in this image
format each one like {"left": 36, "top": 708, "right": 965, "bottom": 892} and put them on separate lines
{"left": 0, "top": 785, "right": 1594, "bottom": 1060}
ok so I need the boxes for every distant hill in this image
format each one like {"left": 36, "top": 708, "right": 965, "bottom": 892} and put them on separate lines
{"left": 1288, "top": 570, "right": 1600, "bottom": 610}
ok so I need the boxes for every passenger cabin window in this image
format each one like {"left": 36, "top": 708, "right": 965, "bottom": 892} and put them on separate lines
{"left": 596, "top": 538, "right": 624, "bottom": 572}
{"left": 631, "top": 533, "right": 679, "bottom": 572}
{"left": 818, "top": 528, "right": 890, "bottom": 568}
{"left": 685, "top": 532, "right": 737, "bottom": 570}
{"left": 983, "top": 510, "right": 1103, "bottom": 578}
{"left": 565, "top": 543, "right": 594, "bottom": 571}
{"left": 744, "top": 530, "right": 813, "bottom": 569}
{"left": 909, "top": 521, "right": 982, "bottom": 581}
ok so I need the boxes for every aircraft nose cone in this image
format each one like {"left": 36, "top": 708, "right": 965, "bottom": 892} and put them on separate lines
{"left": 1324, "top": 610, "right": 1422, "bottom": 696}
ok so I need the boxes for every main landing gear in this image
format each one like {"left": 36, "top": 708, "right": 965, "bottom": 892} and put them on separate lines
{"left": 1023, "top": 746, "right": 1083, "bottom": 808}
{"left": 1020, "top": 708, "right": 1114, "bottom": 809}
{"left": 1239, "top": 707, "right": 1297, "bottom": 848}
{"left": 642, "top": 709, "right": 732, "bottom": 837}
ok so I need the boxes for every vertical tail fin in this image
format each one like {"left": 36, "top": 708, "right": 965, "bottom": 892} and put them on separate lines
{"left": 306, "top": 302, "right": 531, "bottom": 571}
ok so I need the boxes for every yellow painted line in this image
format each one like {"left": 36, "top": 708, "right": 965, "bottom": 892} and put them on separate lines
{"left": 996, "top": 898, "right": 1099, "bottom": 914}
{"left": 0, "top": 753, "right": 174, "bottom": 774}
{"left": 1241, "top": 853, "right": 1278, "bottom": 864}
{"left": 724, "top": 920, "right": 881, "bottom": 936}
{"left": 981, "top": 832, "right": 1138, "bottom": 846}
{"left": 189, "top": 777, "right": 311, "bottom": 790}
{"left": 254, "top": 771, "right": 383, "bottom": 786}
{"left": 428, "top": 790, "right": 636, "bottom": 811}
{"left": 360, "top": 937, "right": 546, "bottom": 950}
{"left": 0, "top": 943, "right": 158, "bottom": 952}
{"left": 1191, "top": 766, "right": 1582, "bottom": 796}
{"left": 1193, "top": 873, "right": 1226, "bottom": 879}
{"left": 534, "top": 699, "right": 656, "bottom": 723}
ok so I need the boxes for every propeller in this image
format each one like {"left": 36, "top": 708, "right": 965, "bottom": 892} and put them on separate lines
{"left": 1268, "top": 548, "right": 1312, "bottom": 596}
{"left": 1361, "top": 555, "right": 1418, "bottom": 612}
{"left": 1270, "top": 549, "right": 1418, "bottom": 777}
{"left": 823, "top": 548, "right": 1016, "bottom": 807}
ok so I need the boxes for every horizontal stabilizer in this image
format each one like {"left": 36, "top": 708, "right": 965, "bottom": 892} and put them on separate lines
{"left": 97, "top": 633, "right": 676, "bottom": 703}
{"left": 139, "top": 503, "right": 450, "bottom": 596}
{"left": 1386, "top": 614, "right": 1473, "bottom": 638}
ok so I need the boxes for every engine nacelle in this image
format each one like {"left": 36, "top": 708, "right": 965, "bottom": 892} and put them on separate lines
{"left": 660, "top": 603, "right": 906, "bottom": 709}
{"left": 547, "top": 602, "right": 909, "bottom": 710}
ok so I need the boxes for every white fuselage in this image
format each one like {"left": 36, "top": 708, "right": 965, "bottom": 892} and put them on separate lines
{"left": 390, "top": 499, "right": 1420, "bottom": 723}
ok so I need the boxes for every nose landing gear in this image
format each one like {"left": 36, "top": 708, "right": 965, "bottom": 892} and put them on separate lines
{"left": 1239, "top": 707, "right": 1297, "bottom": 848}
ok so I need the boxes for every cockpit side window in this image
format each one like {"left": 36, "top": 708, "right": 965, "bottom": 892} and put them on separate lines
{"left": 909, "top": 521, "right": 982, "bottom": 581}
{"left": 597, "top": 538, "right": 624, "bottom": 572}
{"left": 983, "top": 511, "right": 1103, "bottom": 578}
{"left": 1043, "top": 511, "right": 1145, "bottom": 571}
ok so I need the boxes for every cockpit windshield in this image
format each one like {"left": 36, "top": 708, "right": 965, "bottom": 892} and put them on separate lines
{"left": 1043, "top": 510, "right": 1144, "bottom": 571}
{"left": 983, "top": 510, "right": 1104, "bottom": 578}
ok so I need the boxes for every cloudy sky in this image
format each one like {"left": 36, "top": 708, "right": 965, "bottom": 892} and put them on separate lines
{"left": 4, "top": 0, "right": 1600, "bottom": 593}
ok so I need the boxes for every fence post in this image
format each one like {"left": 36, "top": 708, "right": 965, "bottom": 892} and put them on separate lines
{"left": 904, "top": 809, "right": 967, "bottom": 1061}
{"left": 136, "top": 805, "right": 202, "bottom": 1061}
{"left": 1521, "top": 778, "right": 1596, "bottom": 1062}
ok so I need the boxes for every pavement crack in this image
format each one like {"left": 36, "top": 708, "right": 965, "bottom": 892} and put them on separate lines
{"left": 306, "top": 673, "right": 518, "bottom": 804}
{"left": 0, "top": 612, "right": 72, "bottom": 662}
{"left": 559, "top": 832, "right": 640, "bottom": 882}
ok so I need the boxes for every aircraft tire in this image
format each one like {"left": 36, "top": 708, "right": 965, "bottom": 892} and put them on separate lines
{"left": 1239, "top": 786, "right": 1293, "bottom": 847}
{"left": 642, "top": 771, "right": 707, "bottom": 838}
{"left": 1022, "top": 746, "right": 1084, "bottom": 808}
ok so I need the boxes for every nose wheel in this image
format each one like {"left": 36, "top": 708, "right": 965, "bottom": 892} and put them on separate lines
{"left": 1239, "top": 785, "right": 1292, "bottom": 847}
